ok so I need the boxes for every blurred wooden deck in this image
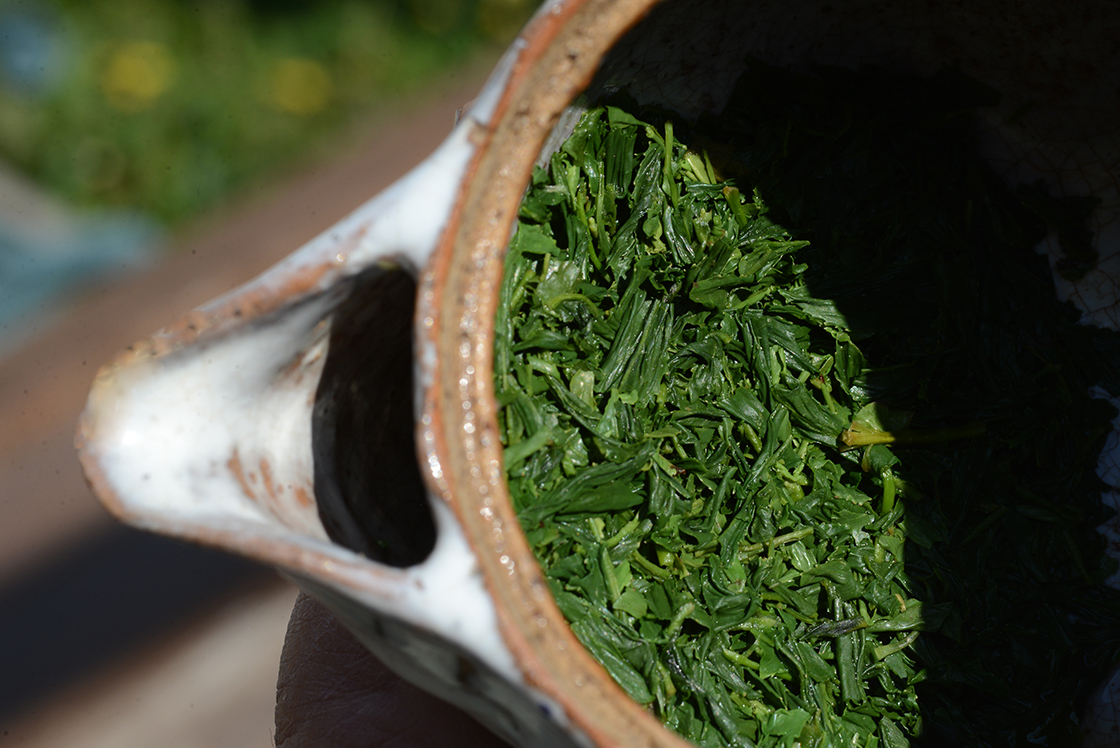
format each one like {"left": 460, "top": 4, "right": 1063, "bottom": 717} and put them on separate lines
{"left": 0, "top": 63, "right": 491, "bottom": 744}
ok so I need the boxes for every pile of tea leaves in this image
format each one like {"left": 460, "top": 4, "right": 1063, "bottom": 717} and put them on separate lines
{"left": 494, "top": 62, "right": 1120, "bottom": 747}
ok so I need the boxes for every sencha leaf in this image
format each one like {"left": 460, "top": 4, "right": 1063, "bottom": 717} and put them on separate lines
{"left": 496, "top": 62, "right": 1120, "bottom": 748}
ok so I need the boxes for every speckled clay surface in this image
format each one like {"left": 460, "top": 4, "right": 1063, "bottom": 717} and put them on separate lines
{"left": 78, "top": 1, "right": 1120, "bottom": 746}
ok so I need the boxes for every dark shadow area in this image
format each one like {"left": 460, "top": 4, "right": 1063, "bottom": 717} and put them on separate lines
{"left": 0, "top": 525, "right": 270, "bottom": 724}
{"left": 312, "top": 264, "right": 435, "bottom": 567}
{"left": 678, "top": 62, "right": 1120, "bottom": 745}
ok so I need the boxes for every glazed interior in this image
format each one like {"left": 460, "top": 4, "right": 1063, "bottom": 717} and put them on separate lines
{"left": 424, "top": 0, "right": 1120, "bottom": 745}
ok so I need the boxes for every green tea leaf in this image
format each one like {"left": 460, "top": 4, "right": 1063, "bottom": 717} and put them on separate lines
{"left": 497, "top": 62, "right": 1120, "bottom": 747}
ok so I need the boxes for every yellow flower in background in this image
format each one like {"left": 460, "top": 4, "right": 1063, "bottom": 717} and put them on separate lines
{"left": 270, "top": 58, "right": 333, "bottom": 116}
{"left": 101, "top": 41, "right": 174, "bottom": 113}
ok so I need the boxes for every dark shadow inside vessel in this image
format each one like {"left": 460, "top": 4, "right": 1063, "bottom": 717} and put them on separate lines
{"left": 312, "top": 264, "right": 435, "bottom": 567}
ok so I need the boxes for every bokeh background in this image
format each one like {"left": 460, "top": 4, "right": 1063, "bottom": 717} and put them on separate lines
{"left": 0, "top": 0, "right": 535, "bottom": 744}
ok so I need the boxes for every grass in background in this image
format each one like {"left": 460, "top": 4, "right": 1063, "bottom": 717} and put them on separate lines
{"left": 0, "top": 0, "right": 536, "bottom": 225}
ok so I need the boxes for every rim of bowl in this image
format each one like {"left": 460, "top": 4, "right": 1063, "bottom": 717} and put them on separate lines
{"left": 417, "top": 0, "right": 693, "bottom": 746}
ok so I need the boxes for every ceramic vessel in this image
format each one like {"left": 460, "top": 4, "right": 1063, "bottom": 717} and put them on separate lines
{"left": 77, "top": 1, "right": 1120, "bottom": 746}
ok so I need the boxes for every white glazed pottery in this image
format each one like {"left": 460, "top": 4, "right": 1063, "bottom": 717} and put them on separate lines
{"left": 77, "top": 1, "right": 1120, "bottom": 746}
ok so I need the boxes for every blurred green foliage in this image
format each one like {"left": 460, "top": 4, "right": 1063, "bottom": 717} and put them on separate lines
{"left": 0, "top": 0, "right": 536, "bottom": 225}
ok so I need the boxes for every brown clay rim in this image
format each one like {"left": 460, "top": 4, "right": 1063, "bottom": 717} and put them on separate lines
{"left": 419, "top": 0, "right": 693, "bottom": 746}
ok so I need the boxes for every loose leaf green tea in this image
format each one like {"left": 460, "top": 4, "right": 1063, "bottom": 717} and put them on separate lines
{"left": 495, "top": 62, "right": 1120, "bottom": 747}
